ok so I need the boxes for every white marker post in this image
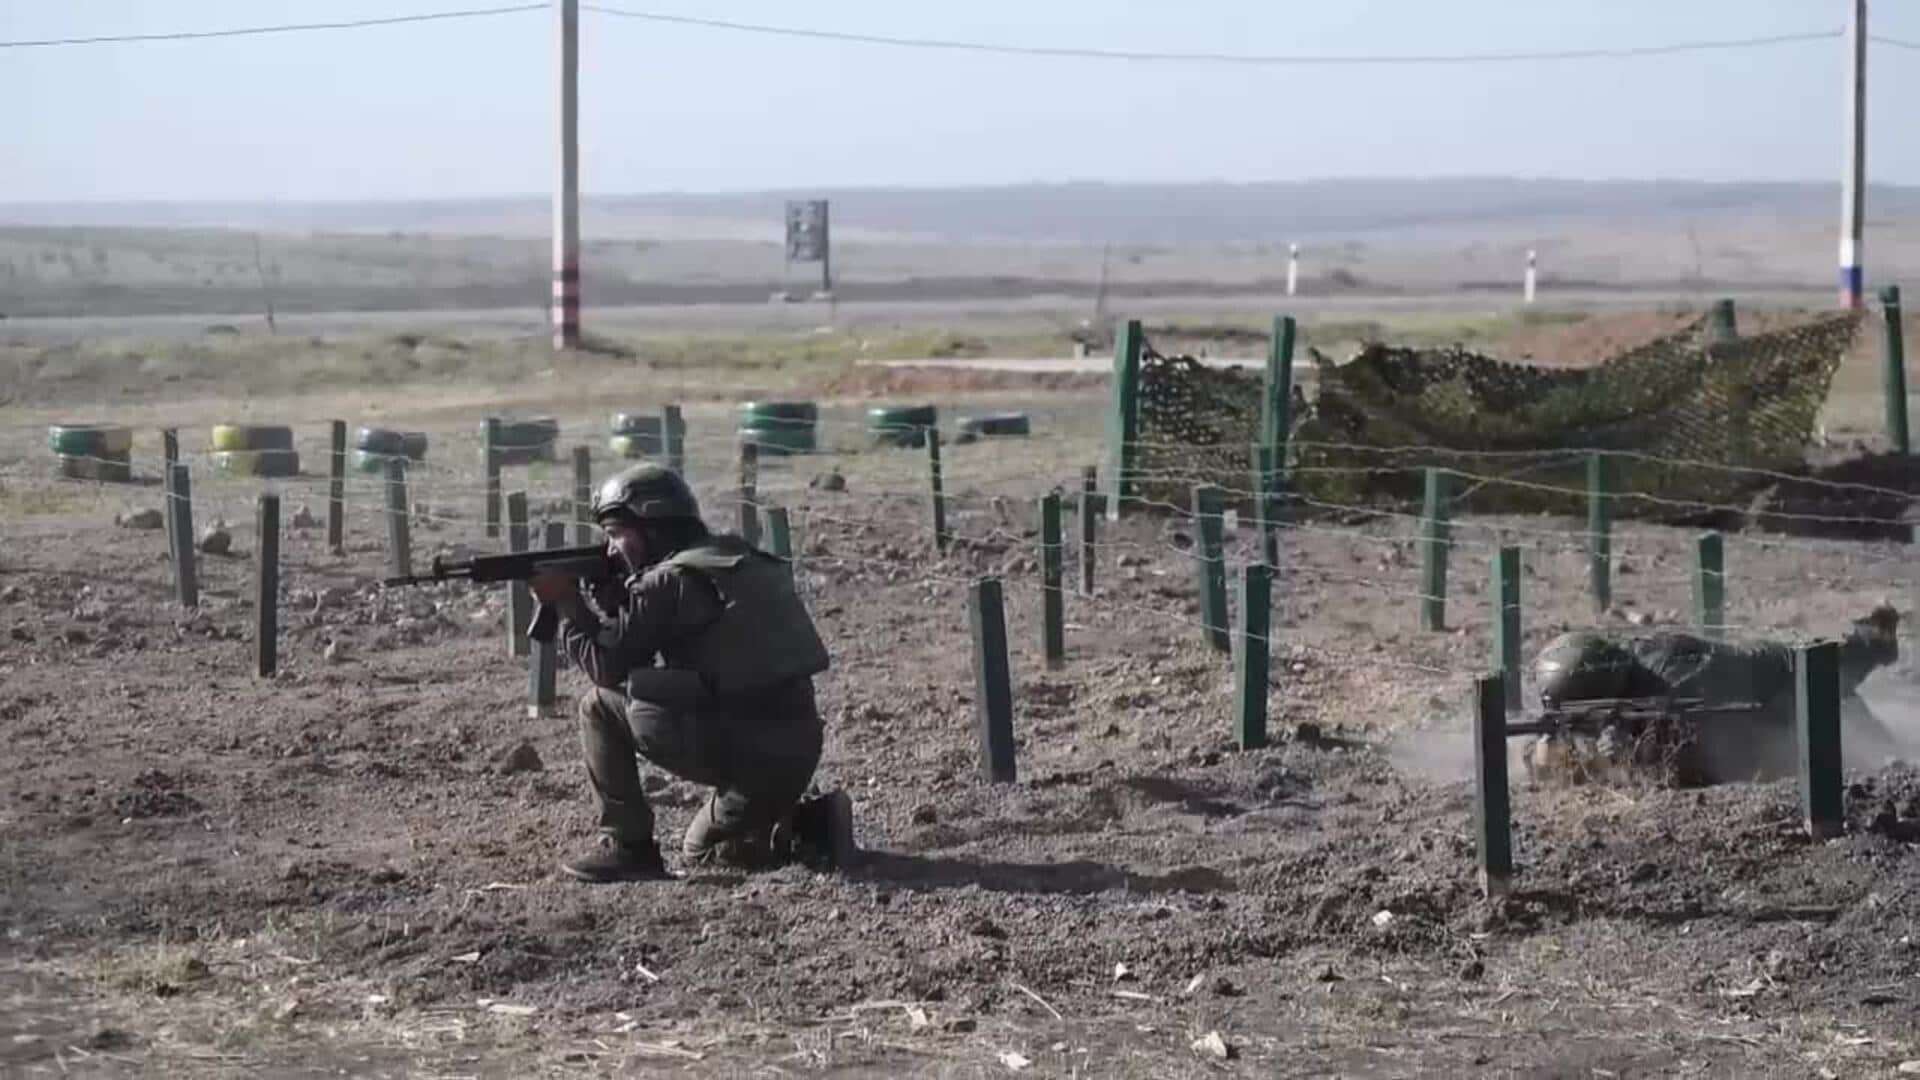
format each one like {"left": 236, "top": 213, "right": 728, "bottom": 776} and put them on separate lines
{"left": 552, "top": 0, "right": 581, "bottom": 350}
{"left": 1839, "top": 0, "right": 1866, "bottom": 310}
{"left": 1286, "top": 243, "right": 1299, "bottom": 297}
{"left": 1523, "top": 249, "right": 1537, "bottom": 305}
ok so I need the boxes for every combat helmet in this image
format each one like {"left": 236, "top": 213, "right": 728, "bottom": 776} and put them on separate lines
{"left": 1532, "top": 631, "right": 1636, "bottom": 708}
{"left": 593, "top": 463, "right": 700, "bottom": 525}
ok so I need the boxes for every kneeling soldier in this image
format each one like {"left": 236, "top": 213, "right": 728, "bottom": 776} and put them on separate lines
{"left": 531, "top": 463, "right": 842, "bottom": 883}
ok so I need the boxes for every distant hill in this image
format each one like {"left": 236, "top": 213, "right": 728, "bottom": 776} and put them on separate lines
{"left": 3, "top": 178, "right": 1916, "bottom": 246}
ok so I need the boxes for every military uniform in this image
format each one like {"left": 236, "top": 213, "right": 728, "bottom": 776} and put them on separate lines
{"left": 553, "top": 464, "right": 834, "bottom": 882}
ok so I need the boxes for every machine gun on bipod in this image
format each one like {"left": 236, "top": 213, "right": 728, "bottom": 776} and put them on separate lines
{"left": 1509, "top": 696, "right": 1764, "bottom": 786}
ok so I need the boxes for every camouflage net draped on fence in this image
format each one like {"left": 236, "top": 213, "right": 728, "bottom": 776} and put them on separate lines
{"left": 1134, "top": 312, "right": 1864, "bottom": 521}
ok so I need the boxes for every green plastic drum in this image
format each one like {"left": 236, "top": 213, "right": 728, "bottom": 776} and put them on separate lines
{"left": 738, "top": 401, "right": 818, "bottom": 455}
{"left": 356, "top": 427, "right": 430, "bottom": 460}
{"left": 867, "top": 404, "right": 938, "bottom": 448}
{"left": 484, "top": 417, "right": 559, "bottom": 465}
{"left": 210, "top": 424, "right": 295, "bottom": 452}
{"left": 738, "top": 401, "right": 819, "bottom": 429}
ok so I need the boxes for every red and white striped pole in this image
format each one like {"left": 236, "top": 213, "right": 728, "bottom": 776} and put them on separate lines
{"left": 552, "top": 0, "right": 581, "bottom": 350}
{"left": 1839, "top": 0, "right": 1866, "bottom": 310}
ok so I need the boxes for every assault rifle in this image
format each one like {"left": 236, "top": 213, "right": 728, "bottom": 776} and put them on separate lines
{"left": 383, "top": 544, "right": 613, "bottom": 641}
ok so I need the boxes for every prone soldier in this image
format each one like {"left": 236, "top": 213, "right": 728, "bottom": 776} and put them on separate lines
{"left": 1525, "top": 603, "right": 1901, "bottom": 785}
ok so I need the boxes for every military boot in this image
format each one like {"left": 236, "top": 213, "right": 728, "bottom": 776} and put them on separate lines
{"left": 561, "top": 836, "right": 672, "bottom": 884}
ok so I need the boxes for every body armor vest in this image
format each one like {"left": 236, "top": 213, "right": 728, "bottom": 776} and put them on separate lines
{"left": 650, "top": 537, "right": 829, "bottom": 697}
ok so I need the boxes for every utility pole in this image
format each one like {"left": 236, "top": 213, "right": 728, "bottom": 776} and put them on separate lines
{"left": 553, "top": 0, "right": 581, "bottom": 349}
{"left": 1840, "top": 0, "right": 1866, "bottom": 310}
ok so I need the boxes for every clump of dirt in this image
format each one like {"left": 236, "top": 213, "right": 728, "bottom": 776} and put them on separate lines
{"left": 1745, "top": 451, "right": 1920, "bottom": 541}
{"left": 108, "top": 770, "right": 201, "bottom": 819}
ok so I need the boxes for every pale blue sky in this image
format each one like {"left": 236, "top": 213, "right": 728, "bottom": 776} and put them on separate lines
{"left": 6, "top": 1, "right": 1916, "bottom": 201}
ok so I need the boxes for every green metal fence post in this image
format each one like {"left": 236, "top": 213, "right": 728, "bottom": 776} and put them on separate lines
{"left": 663, "top": 404, "right": 686, "bottom": 475}
{"left": 767, "top": 505, "right": 793, "bottom": 561}
{"left": 383, "top": 457, "right": 411, "bottom": 580}
{"left": 1796, "top": 640, "right": 1844, "bottom": 840}
{"left": 1420, "top": 468, "right": 1451, "bottom": 631}
{"left": 1588, "top": 453, "right": 1611, "bottom": 615}
{"left": 1040, "top": 493, "right": 1064, "bottom": 668}
{"left": 327, "top": 420, "right": 346, "bottom": 555}
{"left": 1253, "top": 442, "right": 1280, "bottom": 569}
{"left": 1694, "top": 532, "right": 1725, "bottom": 638}
{"left": 1474, "top": 673, "right": 1513, "bottom": 899}
{"left": 484, "top": 417, "right": 503, "bottom": 539}
{"left": 1883, "top": 285, "right": 1910, "bottom": 454}
{"left": 572, "top": 445, "right": 593, "bottom": 546}
{"left": 737, "top": 438, "right": 760, "bottom": 546}
{"left": 928, "top": 427, "right": 950, "bottom": 554}
{"left": 530, "top": 520, "right": 564, "bottom": 714}
{"left": 506, "top": 491, "right": 531, "bottom": 658}
{"left": 970, "top": 578, "right": 1016, "bottom": 783}
{"left": 1078, "top": 465, "right": 1100, "bottom": 596}
{"left": 1193, "top": 484, "right": 1229, "bottom": 652}
{"left": 170, "top": 463, "right": 198, "bottom": 608}
{"left": 1235, "top": 563, "right": 1272, "bottom": 749}
{"left": 1263, "top": 315, "right": 1296, "bottom": 455}
{"left": 255, "top": 493, "right": 280, "bottom": 679}
{"left": 1104, "top": 319, "right": 1143, "bottom": 521}
{"left": 1493, "top": 546, "right": 1522, "bottom": 711}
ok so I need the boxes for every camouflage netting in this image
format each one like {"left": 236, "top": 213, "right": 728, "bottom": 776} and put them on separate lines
{"left": 1132, "top": 311, "right": 1864, "bottom": 523}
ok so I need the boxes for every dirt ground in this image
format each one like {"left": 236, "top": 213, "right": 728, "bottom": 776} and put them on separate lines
{"left": 5, "top": 311, "right": 1920, "bottom": 1077}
